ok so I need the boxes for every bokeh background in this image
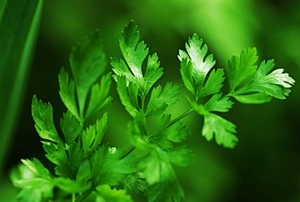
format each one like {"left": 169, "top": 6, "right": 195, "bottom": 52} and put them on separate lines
{"left": 1, "top": 0, "right": 300, "bottom": 201}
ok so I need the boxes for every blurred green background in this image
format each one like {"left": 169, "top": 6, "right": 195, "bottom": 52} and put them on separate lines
{"left": 1, "top": 0, "right": 300, "bottom": 201}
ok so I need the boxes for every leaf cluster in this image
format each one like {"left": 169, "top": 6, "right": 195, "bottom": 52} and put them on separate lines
{"left": 179, "top": 35, "right": 294, "bottom": 148}
{"left": 10, "top": 21, "right": 295, "bottom": 202}
{"left": 11, "top": 31, "right": 135, "bottom": 202}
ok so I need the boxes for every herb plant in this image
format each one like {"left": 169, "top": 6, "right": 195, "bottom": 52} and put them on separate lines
{"left": 10, "top": 21, "right": 295, "bottom": 202}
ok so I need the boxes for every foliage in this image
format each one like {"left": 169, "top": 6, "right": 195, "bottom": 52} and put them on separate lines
{"left": 10, "top": 21, "right": 294, "bottom": 201}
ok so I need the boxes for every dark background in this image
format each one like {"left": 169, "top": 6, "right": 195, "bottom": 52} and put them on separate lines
{"left": 3, "top": 1, "right": 300, "bottom": 201}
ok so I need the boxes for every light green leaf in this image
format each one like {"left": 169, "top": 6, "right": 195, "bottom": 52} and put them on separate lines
{"left": 167, "top": 146, "right": 194, "bottom": 167}
{"left": 31, "top": 96, "right": 62, "bottom": 143}
{"left": 58, "top": 68, "right": 78, "bottom": 119}
{"left": 94, "top": 185, "right": 134, "bottom": 202}
{"left": 119, "top": 20, "right": 148, "bottom": 79}
{"left": 91, "top": 145, "right": 136, "bottom": 187}
{"left": 115, "top": 76, "right": 139, "bottom": 117}
{"left": 146, "top": 82, "right": 181, "bottom": 116}
{"left": 179, "top": 58, "right": 194, "bottom": 95}
{"left": 248, "top": 60, "right": 295, "bottom": 99}
{"left": 232, "top": 93, "right": 272, "bottom": 104}
{"left": 54, "top": 176, "right": 91, "bottom": 194}
{"left": 82, "top": 113, "right": 108, "bottom": 157}
{"left": 226, "top": 47, "right": 258, "bottom": 92}
{"left": 151, "top": 114, "right": 189, "bottom": 149}
{"left": 10, "top": 158, "right": 54, "bottom": 202}
{"left": 42, "top": 141, "right": 66, "bottom": 167}
{"left": 178, "top": 34, "right": 216, "bottom": 99}
{"left": 144, "top": 53, "right": 163, "bottom": 94}
{"left": 202, "top": 113, "right": 238, "bottom": 148}
{"left": 60, "top": 110, "right": 82, "bottom": 144}
{"left": 199, "top": 68, "right": 225, "bottom": 97}
{"left": 85, "top": 73, "right": 112, "bottom": 119}
{"left": 204, "top": 93, "right": 234, "bottom": 112}
{"left": 139, "top": 148, "right": 185, "bottom": 202}
{"left": 231, "top": 60, "right": 295, "bottom": 101}
{"left": 111, "top": 57, "right": 137, "bottom": 84}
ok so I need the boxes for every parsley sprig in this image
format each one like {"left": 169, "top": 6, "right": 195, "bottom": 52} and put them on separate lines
{"left": 10, "top": 21, "right": 294, "bottom": 202}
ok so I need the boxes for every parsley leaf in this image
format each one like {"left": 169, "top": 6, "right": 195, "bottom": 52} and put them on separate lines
{"left": 178, "top": 34, "right": 216, "bottom": 100}
{"left": 31, "top": 95, "right": 62, "bottom": 144}
{"left": 227, "top": 49, "right": 295, "bottom": 103}
{"left": 146, "top": 83, "right": 181, "bottom": 116}
{"left": 202, "top": 113, "right": 237, "bottom": 148}
{"left": 10, "top": 158, "right": 54, "bottom": 202}
{"left": 226, "top": 47, "right": 258, "bottom": 93}
{"left": 69, "top": 31, "right": 107, "bottom": 118}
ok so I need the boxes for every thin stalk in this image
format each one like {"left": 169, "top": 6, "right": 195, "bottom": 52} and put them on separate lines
{"left": 166, "top": 108, "right": 194, "bottom": 128}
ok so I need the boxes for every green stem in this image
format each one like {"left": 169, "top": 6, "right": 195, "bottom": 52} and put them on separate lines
{"left": 166, "top": 108, "right": 194, "bottom": 128}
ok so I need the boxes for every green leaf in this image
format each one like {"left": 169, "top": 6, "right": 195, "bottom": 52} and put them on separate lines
{"left": 202, "top": 113, "right": 238, "bottom": 148}
{"left": 226, "top": 47, "right": 258, "bottom": 92}
{"left": 147, "top": 178, "right": 184, "bottom": 202}
{"left": 90, "top": 145, "right": 136, "bottom": 186}
{"left": 199, "top": 68, "right": 225, "bottom": 97}
{"left": 115, "top": 76, "right": 139, "bottom": 117}
{"left": 232, "top": 92, "right": 272, "bottom": 104}
{"left": 85, "top": 73, "right": 112, "bottom": 119}
{"left": 54, "top": 176, "right": 91, "bottom": 194}
{"left": 204, "top": 93, "right": 234, "bottom": 112}
{"left": 144, "top": 53, "right": 164, "bottom": 94}
{"left": 58, "top": 68, "right": 78, "bottom": 119}
{"left": 146, "top": 83, "right": 181, "bottom": 116}
{"left": 119, "top": 20, "right": 148, "bottom": 80}
{"left": 31, "top": 96, "right": 62, "bottom": 143}
{"left": 167, "top": 146, "right": 194, "bottom": 167}
{"left": 246, "top": 60, "right": 295, "bottom": 99}
{"left": 69, "top": 30, "right": 107, "bottom": 117}
{"left": 179, "top": 34, "right": 216, "bottom": 99}
{"left": 10, "top": 158, "right": 54, "bottom": 202}
{"left": 60, "top": 110, "right": 82, "bottom": 144}
{"left": 139, "top": 148, "right": 185, "bottom": 202}
{"left": 82, "top": 113, "right": 108, "bottom": 157}
{"left": 230, "top": 60, "right": 295, "bottom": 103}
{"left": 151, "top": 114, "right": 189, "bottom": 149}
{"left": 42, "top": 141, "right": 66, "bottom": 168}
{"left": 179, "top": 58, "right": 194, "bottom": 95}
{"left": 93, "top": 185, "right": 134, "bottom": 202}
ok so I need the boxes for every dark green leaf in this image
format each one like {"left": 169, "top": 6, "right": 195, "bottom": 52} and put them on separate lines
{"left": 69, "top": 30, "right": 106, "bottom": 117}
{"left": 60, "top": 110, "right": 82, "bottom": 144}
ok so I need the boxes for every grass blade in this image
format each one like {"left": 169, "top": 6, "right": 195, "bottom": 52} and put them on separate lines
{"left": 0, "top": 0, "right": 43, "bottom": 178}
